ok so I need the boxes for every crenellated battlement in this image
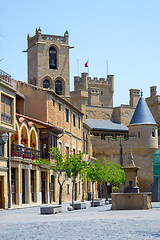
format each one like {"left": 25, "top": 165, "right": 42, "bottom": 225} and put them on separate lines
{"left": 28, "top": 28, "right": 68, "bottom": 49}
{"left": 41, "top": 34, "right": 66, "bottom": 42}
{"left": 88, "top": 75, "right": 114, "bottom": 85}
{"left": 74, "top": 73, "right": 114, "bottom": 90}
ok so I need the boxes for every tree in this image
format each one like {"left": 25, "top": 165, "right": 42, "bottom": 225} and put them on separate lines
{"left": 65, "top": 151, "right": 86, "bottom": 207}
{"left": 102, "top": 160, "right": 125, "bottom": 201}
{"left": 85, "top": 159, "right": 104, "bottom": 205}
{"left": 34, "top": 148, "right": 67, "bottom": 205}
{"left": 85, "top": 159, "right": 125, "bottom": 204}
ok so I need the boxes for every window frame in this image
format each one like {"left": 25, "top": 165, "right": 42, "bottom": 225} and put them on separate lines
{"left": 49, "top": 47, "right": 57, "bottom": 69}
{"left": 73, "top": 113, "right": 76, "bottom": 127}
{"left": 65, "top": 108, "right": 69, "bottom": 122}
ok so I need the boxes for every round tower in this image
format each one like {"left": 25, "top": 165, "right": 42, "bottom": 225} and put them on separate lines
{"left": 128, "top": 94, "right": 158, "bottom": 191}
{"left": 128, "top": 95, "right": 158, "bottom": 149}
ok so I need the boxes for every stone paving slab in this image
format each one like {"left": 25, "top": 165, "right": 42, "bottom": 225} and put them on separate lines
{"left": 0, "top": 201, "right": 160, "bottom": 239}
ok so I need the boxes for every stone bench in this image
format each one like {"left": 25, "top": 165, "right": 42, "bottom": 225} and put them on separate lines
{"left": 91, "top": 199, "right": 104, "bottom": 207}
{"left": 40, "top": 205, "right": 62, "bottom": 215}
{"left": 71, "top": 202, "right": 86, "bottom": 210}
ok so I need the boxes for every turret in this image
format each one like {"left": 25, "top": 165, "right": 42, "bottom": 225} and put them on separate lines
{"left": 150, "top": 86, "right": 157, "bottom": 97}
{"left": 128, "top": 94, "right": 158, "bottom": 149}
{"left": 129, "top": 89, "right": 140, "bottom": 108}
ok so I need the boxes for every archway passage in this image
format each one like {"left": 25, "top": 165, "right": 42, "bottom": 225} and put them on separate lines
{"left": 55, "top": 80, "right": 62, "bottom": 95}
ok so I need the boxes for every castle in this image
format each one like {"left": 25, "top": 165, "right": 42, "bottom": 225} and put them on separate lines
{"left": 0, "top": 28, "right": 159, "bottom": 209}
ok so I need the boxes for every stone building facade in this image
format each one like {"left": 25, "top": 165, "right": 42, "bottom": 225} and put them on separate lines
{"left": 87, "top": 97, "right": 158, "bottom": 191}
{"left": 71, "top": 72, "right": 140, "bottom": 126}
{"left": 0, "top": 28, "right": 159, "bottom": 208}
{"left": 0, "top": 71, "right": 16, "bottom": 209}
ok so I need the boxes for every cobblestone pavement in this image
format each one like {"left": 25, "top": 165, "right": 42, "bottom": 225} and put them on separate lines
{"left": 0, "top": 201, "right": 160, "bottom": 240}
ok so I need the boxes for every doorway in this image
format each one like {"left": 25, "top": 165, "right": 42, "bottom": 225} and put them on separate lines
{"left": 0, "top": 176, "right": 3, "bottom": 208}
{"left": 11, "top": 168, "right": 16, "bottom": 204}
{"left": 31, "top": 170, "right": 35, "bottom": 202}
{"left": 22, "top": 169, "right": 25, "bottom": 204}
{"left": 41, "top": 172, "right": 46, "bottom": 204}
{"left": 74, "top": 183, "right": 77, "bottom": 201}
{"left": 51, "top": 175, "right": 55, "bottom": 202}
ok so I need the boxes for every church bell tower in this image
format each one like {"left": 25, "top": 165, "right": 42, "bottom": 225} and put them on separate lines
{"left": 27, "top": 28, "right": 70, "bottom": 99}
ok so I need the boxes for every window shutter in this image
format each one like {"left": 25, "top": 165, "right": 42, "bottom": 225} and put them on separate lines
{"left": 5, "top": 97, "right": 11, "bottom": 114}
{"left": 1, "top": 94, "right": 5, "bottom": 112}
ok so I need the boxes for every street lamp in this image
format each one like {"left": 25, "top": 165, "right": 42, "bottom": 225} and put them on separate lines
{"left": 0, "top": 132, "right": 9, "bottom": 145}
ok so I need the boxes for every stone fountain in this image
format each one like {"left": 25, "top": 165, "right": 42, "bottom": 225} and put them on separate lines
{"left": 111, "top": 151, "right": 152, "bottom": 210}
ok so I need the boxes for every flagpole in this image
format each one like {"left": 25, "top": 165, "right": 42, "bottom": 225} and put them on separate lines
{"left": 77, "top": 59, "right": 79, "bottom": 76}
{"left": 88, "top": 58, "right": 89, "bottom": 76}
{"left": 106, "top": 60, "right": 108, "bottom": 77}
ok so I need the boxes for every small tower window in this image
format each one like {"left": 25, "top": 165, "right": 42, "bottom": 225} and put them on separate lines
{"left": 65, "top": 108, "right": 69, "bottom": 122}
{"left": 43, "top": 79, "right": 50, "bottom": 89}
{"left": 138, "top": 132, "right": 140, "bottom": 137}
{"left": 152, "top": 131, "right": 155, "bottom": 137}
{"left": 49, "top": 47, "right": 57, "bottom": 69}
{"left": 73, "top": 113, "right": 76, "bottom": 127}
{"left": 55, "top": 80, "right": 62, "bottom": 95}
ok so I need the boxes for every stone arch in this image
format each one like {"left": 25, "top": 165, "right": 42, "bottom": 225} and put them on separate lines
{"left": 41, "top": 75, "right": 53, "bottom": 89}
{"left": 29, "top": 126, "right": 39, "bottom": 150}
{"left": 46, "top": 44, "right": 60, "bottom": 70}
{"left": 19, "top": 121, "right": 29, "bottom": 147}
{"left": 53, "top": 76, "right": 65, "bottom": 95}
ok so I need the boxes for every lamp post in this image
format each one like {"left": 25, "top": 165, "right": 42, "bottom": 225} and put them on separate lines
{"left": 0, "top": 132, "right": 8, "bottom": 146}
{"left": 0, "top": 132, "right": 10, "bottom": 208}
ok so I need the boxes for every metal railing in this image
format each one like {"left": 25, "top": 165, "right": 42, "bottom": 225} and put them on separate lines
{"left": 32, "top": 149, "right": 40, "bottom": 160}
{"left": 1, "top": 112, "right": 12, "bottom": 124}
{"left": 0, "top": 69, "right": 12, "bottom": 84}
{"left": 11, "top": 144, "right": 40, "bottom": 160}
{"left": 11, "top": 144, "right": 23, "bottom": 158}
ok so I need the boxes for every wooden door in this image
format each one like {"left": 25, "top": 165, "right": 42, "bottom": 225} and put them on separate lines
{"left": 0, "top": 177, "right": 3, "bottom": 208}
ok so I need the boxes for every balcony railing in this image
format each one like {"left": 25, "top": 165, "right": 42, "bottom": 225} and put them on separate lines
{"left": 0, "top": 69, "right": 12, "bottom": 84}
{"left": 1, "top": 112, "right": 12, "bottom": 124}
{"left": 11, "top": 144, "right": 40, "bottom": 160}
{"left": 32, "top": 149, "right": 40, "bottom": 160}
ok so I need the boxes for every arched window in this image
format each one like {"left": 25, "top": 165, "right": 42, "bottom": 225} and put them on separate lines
{"left": 43, "top": 79, "right": 50, "bottom": 89}
{"left": 55, "top": 80, "right": 62, "bottom": 95}
{"left": 49, "top": 47, "right": 57, "bottom": 69}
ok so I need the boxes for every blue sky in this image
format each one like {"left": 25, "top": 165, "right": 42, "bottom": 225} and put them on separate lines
{"left": 0, "top": 0, "right": 159, "bottom": 106}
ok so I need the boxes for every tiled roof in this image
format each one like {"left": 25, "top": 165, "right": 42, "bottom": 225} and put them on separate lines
{"left": 86, "top": 119, "right": 128, "bottom": 131}
{"left": 129, "top": 97, "right": 157, "bottom": 125}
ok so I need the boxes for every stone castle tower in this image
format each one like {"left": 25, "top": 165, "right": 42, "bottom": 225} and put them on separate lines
{"left": 74, "top": 72, "right": 114, "bottom": 107}
{"left": 27, "top": 28, "right": 70, "bottom": 99}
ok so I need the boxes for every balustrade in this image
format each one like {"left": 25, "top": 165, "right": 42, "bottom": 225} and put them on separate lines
{"left": 1, "top": 112, "right": 12, "bottom": 124}
{"left": 11, "top": 144, "right": 40, "bottom": 160}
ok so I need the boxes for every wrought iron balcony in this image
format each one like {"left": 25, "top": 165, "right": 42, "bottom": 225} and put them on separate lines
{"left": 1, "top": 112, "right": 12, "bottom": 124}
{"left": 11, "top": 144, "right": 40, "bottom": 160}
{"left": 0, "top": 69, "right": 12, "bottom": 84}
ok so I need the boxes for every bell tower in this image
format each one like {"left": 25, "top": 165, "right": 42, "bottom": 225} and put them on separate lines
{"left": 27, "top": 28, "right": 70, "bottom": 99}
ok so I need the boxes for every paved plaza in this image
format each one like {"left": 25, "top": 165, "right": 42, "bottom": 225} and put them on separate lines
{"left": 0, "top": 201, "right": 160, "bottom": 240}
